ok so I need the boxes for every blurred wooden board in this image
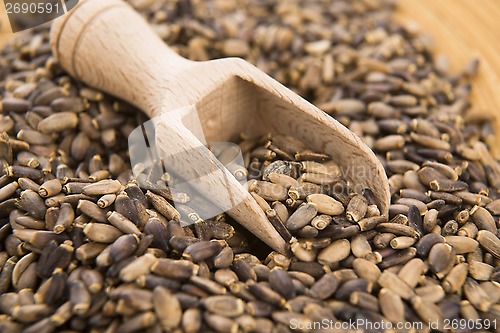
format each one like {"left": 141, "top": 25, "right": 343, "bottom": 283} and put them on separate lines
{"left": 395, "top": 0, "right": 500, "bottom": 149}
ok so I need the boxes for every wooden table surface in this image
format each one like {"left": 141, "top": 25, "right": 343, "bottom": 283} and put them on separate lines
{"left": 0, "top": 0, "right": 11, "bottom": 46}
{"left": 0, "top": 0, "right": 499, "bottom": 146}
{"left": 396, "top": 0, "right": 500, "bottom": 151}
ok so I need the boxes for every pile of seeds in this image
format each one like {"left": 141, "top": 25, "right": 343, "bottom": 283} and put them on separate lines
{"left": 0, "top": 0, "right": 499, "bottom": 332}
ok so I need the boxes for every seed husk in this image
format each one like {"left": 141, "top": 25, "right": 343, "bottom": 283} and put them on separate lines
{"left": 37, "top": 112, "right": 78, "bottom": 134}
{"left": 146, "top": 191, "right": 181, "bottom": 221}
{"left": 378, "top": 270, "right": 415, "bottom": 300}
{"left": 54, "top": 203, "right": 74, "bottom": 234}
{"left": 269, "top": 268, "right": 295, "bottom": 300}
{"left": 317, "top": 239, "right": 351, "bottom": 266}
{"left": 106, "top": 211, "right": 142, "bottom": 236}
{"left": 477, "top": 230, "right": 500, "bottom": 259}
{"left": 470, "top": 206, "right": 497, "bottom": 233}
{"left": 379, "top": 288, "right": 405, "bottom": 323}
{"left": 428, "top": 243, "right": 456, "bottom": 279}
{"left": 346, "top": 194, "right": 368, "bottom": 222}
{"left": 82, "top": 179, "right": 122, "bottom": 196}
{"left": 183, "top": 240, "right": 223, "bottom": 262}
{"left": 285, "top": 203, "right": 318, "bottom": 231}
{"left": 153, "top": 286, "right": 182, "bottom": 331}
{"left": 181, "top": 307, "right": 202, "bottom": 333}
{"left": 119, "top": 253, "right": 157, "bottom": 282}
{"left": 77, "top": 200, "right": 107, "bottom": 222}
{"left": 151, "top": 258, "right": 196, "bottom": 280}
{"left": 306, "top": 193, "right": 344, "bottom": 215}
{"left": 463, "top": 278, "right": 492, "bottom": 312}
{"left": 83, "top": 223, "right": 123, "bottom": 243}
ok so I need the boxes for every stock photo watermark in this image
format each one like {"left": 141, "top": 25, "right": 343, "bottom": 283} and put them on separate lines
{"left": 2, "top": 0, "right": 78, "bottom": 32}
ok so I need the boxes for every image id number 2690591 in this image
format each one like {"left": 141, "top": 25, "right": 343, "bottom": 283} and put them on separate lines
{"left": 5, "top": 2, "right": 62, "bottom": 14}
{"left": 443, "top": 318, "right": 496, "bottom": 331}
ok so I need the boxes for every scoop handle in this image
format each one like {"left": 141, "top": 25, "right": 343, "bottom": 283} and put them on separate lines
{"left": 50, "top": 0, "right": 290, "bottom": 254}
{"left": 50, "top": 0, "right": 193, "bottom": 117}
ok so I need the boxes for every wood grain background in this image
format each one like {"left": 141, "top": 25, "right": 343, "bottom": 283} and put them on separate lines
{"left": 0, "top": 0, "right": 499, "bottom": 145}
{"left": 396, "top": 0, "right": 500, "bottom": 149}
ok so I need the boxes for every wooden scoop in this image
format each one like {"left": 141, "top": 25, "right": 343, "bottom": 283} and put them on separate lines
{"left": 50, "top": 0, "right": 390, "bottom": 254}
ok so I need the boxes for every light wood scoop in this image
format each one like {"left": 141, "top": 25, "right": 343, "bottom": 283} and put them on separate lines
{"left": 50, "top": 0, "right": 390, "bottom": 254}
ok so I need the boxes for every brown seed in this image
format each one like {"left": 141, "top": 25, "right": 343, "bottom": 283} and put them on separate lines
{"left": 442, "top": 263, "right": 468, "bottom": 294}
{"left": 247, "top": 280, "right": 285, "bottom": 308}
{"left": 11, "top": 304, "right": 51, "bottom": 323}
{"left": 463, "top": 278, "right": 492, "bottom": 312}
{"left": 17, "top": 178, "right": 40, "bottom": 192}
{"left": 84, "top": 223, "right": 123, "bottom": 243}
{"left": 208, "top": 248, "right": 232, "bottom": 271}
{"left": 146, "top": 191, "right": 181, "bottom": 221}
{"left": 416, "top": 233, "right": 445, "bottom": 257}
{"left": 310, "top": 214, "right": 332, "bottom": 231}
{"left": 38, "top": 179, "right": 62, "bottom": 198}
{"left": 429, "top": 179, "right": 468, "bottom": 192}
{"left": 444, "top": 236, "right": 479, "bottom": 254}
{"left": 357, "top": 215, "right": 387, "bottom": 231}
{"left": 468, "top": 261, "right": 493, "bottom": 281}
{"left": 267, "top": 172, "right": 298, "bottom": 189}
{"left": 397, "top": 258, "right": 426, "bottom": 288}
{"left": 202, "top": 295, "right": 244, "bottom": 317}
{"left": 107, "top": 211, "right": 141, "bottom": 236}
{"left": 183, "top": 240, "right": 223, "bottom": 262}
{"left": 346, "top": 194, "right": 368, "bottom": 222}
{"left": 70, "top": 280, "right": 91, "bottom": 315}
{"left": 415, "top": 284, "right": 445, "bottom": 304}
{"left": 265, "top": 209, "right": 292, "bottom": 242}
{"left": 109, "top": 234, "right": 139, "bottom": 263}
{"left": 38, "top": 112, "right": 78, "bottom": 133}
{"left": 120, "top": 253, "right": 157, "bottom": 282}
{"left": 373, "top": 135, "right": 405, "bottom": 151}
{"left": 411, "top": 296, "right": 444, "bottom": 329}
{"left": 232, "top": 258, "right": 257, "bottom": 282}
{"left": 116, "top": 311, "right": 157, "bottom": 333}
{"left": 151, "top": 258, "right": 196, "bottom": 280}
{"left": 470, "top": 206, "right": 497, "bottom": 234}
{"left": 428, "top": 243, "right": 456, "bottom": 279}
{"left": 248, "top": 179, "right": 288, "bottom": 201}
{"left": 410, "top": 132, "right": 451, "bottom": 151}
{"left": 190, "top": 276, "right": 227, "bottom": 295}
{"left": 352, "top": 258, "right": 381, "bottom": 283}
{"left": 390, "top": 236, "right": 416, "bottom": 249}
{"left": 77, "top": 200, "right": 107, "bottom": 222}
{"left": 379, "top": 288, "right": 405, "bottom": 323}
{"left": 269, "top": 268, "right": 295, "bottom": 299}
{"left": 181, "top": 308, "right": 202, "bottom": 333}
{"left": 83, "top": 179, "right": 122, "bottom": 196}
{"left": 285, "top": 203, "right": 318, "bottom": 231}
{"left": 376, "top": 223, "right": 420, "bottom": 239}
{"left": 378, "top": 271, "right": 415, "bottom": 300}
{"left": 53, "top": 203, "right": 74, "bottom": 234}
{"left": 423, "top": 208, "right": 439, "bottom": 233}
{"left": 317, "top": 239, "right": 350, "bottom": 266}
{"left": 204, "top": 312, "right": 238, "bottom": 333}
{"left": 477, "top": 230, "right": 500, "bottom": 259}
{"left": 0, "top": 182, "right": 18, "bottom": 202}
{"left": 350, "top": 234, "right": 371, "bottom": 258}
{"left": 308, "top": 272, "right": 339, "bottom": 300}
{"left": 306, "top": 193, "right": 344, "bottom": 215}
{"left": 349, "top": 291, "right": 379, "bottom": 313}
